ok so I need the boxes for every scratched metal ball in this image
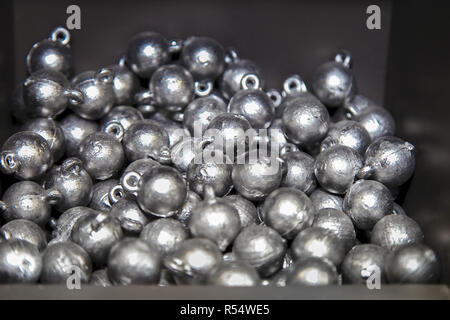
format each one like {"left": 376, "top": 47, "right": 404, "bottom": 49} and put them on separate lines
{"left": 26, "top": 27, "right": 73, "bottom": 76}
{"left": 106, "top": 64, "right": 140, "bottom": 105}
{"left": 71, "top": 211, "right": 123, "bottom": 267}
{"left": 89, "top": 179, "right": 120, "bottom": 212}
{"left": 100, "top": 105, "right": 144, "bottom": 132}
{"left": 125, "top": 31, "right": 170, "bottom": 78}
{"left": 40, "top": 242, "right": 92, "bottom": 284}
{"left": 385, "top": 244, "right": 440, "bottom": 284}
{"left": 358, "top": 136, "right": 415, "bottom": 188}
{"left": 314, "top": 145, "right": 363, "bottom": 194}
{"left": 286, "top": 257, "right": 338, "bottom": 286}
{"left": 371, "top": 214, "right": 424, "bottom": 251}
{"left": 120, "top": 158, "right": 160, "bottom": 198}
{"left": 261, "top": 187, "right": 315, "bottom": 239}
{"left": 309, "top": 188, "right": 344, "bottom": 212}
{"left": 224, "top": 195, "right": 258, "bottom": 229}
{"left": 208, "top": 261, "right": 260, "bottom": 286}
{"left": 219, "top": 59, "right": 264, "bottom": 100}
{"left": 337, "top": 94, "right": 378, "bottom": 121}
{"left": 341, "top": 244, "right": 389, "bottom": 284}
{"left": 291, "top": 227, "right": 346, "bottom": 267}
{"left": 59, "top": 113, "right": 99, "bottom": 157}
{"left": 313, "top": 208, "right": 356, "bottom": 252}
{"left": 320, "top": 120, "right": 371, "bottom": 155}
{"left": 343, "top": 180, "right": 393, "bottom": 230}
{"left": 164, "top": 238, "right": 222, "bottom": 284}
{"left": 228, "top": 89, "right": 275, "bottom": 129}
{"left": 0, "top": 239, "right": 42, "bottom": 283}
{"left": 183, "top": 95, "right": 227, "bottom": 135}
{"left": 77, "top": 132, "right": 125, "bottom": 180}
{"left": 354, "top": 106, "right": 396, "bottom": 141}
{"left": 232, "top": 225, "right": 286, "bottom": 277}
{"left": 0, "top": 181, "right": 51, "bottom": 226}
{"left": 281, "top": 151, "right": 317, "bottom": 195}
{"left": 123, "top": 119, "right": 171, "bottom": 163}
{"left": 109, "top": 198, "right": 149, "bottom": 236}
{"left": 281, "top": 93, "right": 330, "bottom": 147}
{"left": 174, "top": 190, "right": 202, "bottom": 229}
{"left": 22, "top": 118, "right": 65, "bottom": 162}
{"left": 69, "top": 69, "right": 116, "bottom": 120}
{"left": 0, "top": 131, "right": 53, "bottom": 180}
{"left": 90, "top": 269, "right": 112, "bottom": 287}
{"left": 140, "top": 218, "right": 188, "bottom": 257}
{"left": 181, "top": 36, "right": 225, "bottom": 81}
{"left": 50, "top": 206, "right": 97, "bottom": 243}
{"left": 0, "top": 219, "right": 47, "bottom": 252}
{"left": 150, "top": 64, "right": 194, "bottom": 112}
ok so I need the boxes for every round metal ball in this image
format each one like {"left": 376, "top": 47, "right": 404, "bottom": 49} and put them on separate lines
{"left": 0, "top": 239, "right": 42, "bottom": 283}
{"left": 171, "top": 137, "right": 203, "bottom": 172}
{"left": 59, "top": 113, "right": 99, "bottom": 157}
{"left": 281, "top": 151, "right": 317, "bottom": 195}
{"left": 100, "top": 105, "right": 144, "bottom": 132}
{"left": 320, "top": 120, "right": 371, "bottom": 155}
{"left": 89, "top": 179, "right": 120, "bottom": 212}
{"left": 339, "top": 94, "right": 378, "bottom": 120}
{"left": 208, "top": 261, "right": 260, "bottom": 286}
{"left": 223, "top": 195, "right": 258, "bottom": 229}
{"left": 286, "top": 257, "right": 339, "bottom": 286}
{"left": 354, "top": 106, "right": 396, "bottom": 141}
{"left": 109, "top": 198, "right": 149, "bottom": 236}
{"left": 120, "top": 159, "right": 161, "bottom": 198}
{"left": 183, "top": 95, "right": 227, "bottom": 135}
{"left": 228, "top": 89, "right": 274, "bottom": 129}
{"left": 106, "top": 64, "right": 140, "bottom": 105}
{"left": 309, "top": 188, "right": 344, "bottom": 212}
{"left": 51, "top": 206, "right": 97, "bottom": 243}
{"left": 219, "top": 59, "right": 264, "bottom": 100}
{"left": 0, "top": 219, "right": 47, "bottom": 252}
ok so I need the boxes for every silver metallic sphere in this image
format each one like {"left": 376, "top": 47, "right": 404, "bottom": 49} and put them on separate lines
{"left": 40, "top": 242, "right": 92, "bottom": 284}
{"left": 71, "top": 211, "right": 123, "bottom": 266}
{"left": 261, "top": 187, "right": 315, "bottom": 239}
{"left": 174, "top": 190, "right": 202, "bottom": 229}
{"left": 107, "top": 238, "right": 161, "bottom": 285}
{"left": 358, "top": 136, "right": 415, "bottom": 188}
{"left": 89, "top": 179, "right": 120, "bottom": 212}
{"left": 120, "top": 158, "right": 160, "bottom": 198}
{"left": 183, "top": 95, "right": 227, "bottom": 135}
{"left": 310, "top": 188, "right": 344, "bottom": 212}
{"left": 125, "top": 31, "right": 170, "bottom": 78}
{"left": 267, "top": 118, "right": 291, "bottom": 150}
{"left": 77, "top": 132, "right": 125, "bottom": 180}
{"left": 337, "top": 94, "right": 378, "bottom": 121}
{"left": 164, "top": 238, "right": 222, "bottom": 284}
{"left": 51, "top": 206, "right": 97, "bottom": 243}
{"left": 0, "top": 239, "right": 42, "bottom": 283}
{"left": 371, "top": 214, "right": 424, "bottom": 251}
{"left": 140, "top": 218, "right": 188, "bottom": 257}
{"left": 208, "top": 261, "right": 260, "bottom": 286}
{"left": 69, "top": 69, "right": 116, "bottom": 120}
{"left": 281, "top": 151, "right": 317, "bottom": 194}
{"left": 291, "top": 227, "right": 346, "bottom": 267}
{"left": 341, "top": 244, "right": 388, "bottom": 284}
{"left": 106, "top": 64, "right": 140, "bottom": 105}
{"left": 22, "top": 118, "right": 66, "bottom": 162}
{"left": 314, "top": 145, "right": 363, "bottom": 194}
{"left": 181, "top": 36, "right": 225, "bottom": 81}
{"left": 0, "top": 131, "right": 53, "bottom": 180}
{"left": 100, "top": 105, "right": 144, "bottom": 133}
{"left": 343, "top": 179, "right": 393, "bottom": 230}
{"left": 26, "top": 27, "right": 72, "bottom": 77}
{"left": 150, "top": 64, "right": 194, "bottom": 112}
{"left": 286, "top": 257, "right": 338, "bottom": 286}
{"left": 232, "top": 225, "right": 286, "bottom": 277}
{"left": 171, "top": 137, "right": 203, "bottom": 172}
{"left": 354, "top": 106, "right": 396, "bottom": 141}
{"left": 0, "top": 219, "right": 47, "bottom": 252}
{"left": 123, "top": 119, "right": 171, "bottom": 163}
{"left": 320, "top": 120, "right": 371, "bottom": 155}
{"left": 219, "top": 59, "right": 264, "bottom": 100}
{"left": 90, "top": 269, "right": 112, "bottom": 287}
{"left": 59, "top": 113, "right": 99, "bottom": 157}
{"left": 385, "top": 244, "right": 440, "bottom": 284}
{"left": 224, "top": 195, "right": 258, "bottom": 229}
{"left": 109, "top": 198, "right": 149, "bottom": 236}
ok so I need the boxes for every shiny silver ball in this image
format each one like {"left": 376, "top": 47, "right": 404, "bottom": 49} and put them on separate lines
{"left": 286, "top": 257, "right": 338, "bottom": 286}
{"left": 224, "top": 195, "right": 258, "bottom": 229}
{"left": 281, "top": 151, "right": 317, "bottom": 194}
{"left": 90, "top": 269, "right": 112, "bottom": 287}
{"left": 109, "top": 198, "right": 149, "bottom": 236}
{"left": 150, "top": 64, "right": 194, "bottom": 112}
{"left": 22, "top": 118, "right": 66, "bottom": 162}
{"left": 71, "top": 211, "right": 123, "bottom": 267}
{"left": 59, "top": 113, "right": 99, "bottom": 157}
{"left": 1, "top": 131, "right": 53, "bottom": 180}
{"left": 125, "top": 31, "right": 170, "bottom": 78}
{"left": 181, "top": 36, "right": 225, "bottom": 81}
{"left": 314, "top": 145, "right": 363, "bottom": 194}
{"left": 371, "top": 214, "right": 424, "bottom": 251}
{"left": 77, "top": 132, "right": 125, "bottom": 180}
{"left": 40, "top": 242, "right": 92, "bottom": 284}
{"left": 70, "top": 69, "right": 116, "bottom": 120}
{"left": 291, "top": 227, "right": 346, "bottom": 267}
{"left": 310, "top": 188, "right": 344, "bottom": 212}
{"left": 171, "top": 137, "right": 202, "bottom": 172}
{"left": 341, "top": 244, "right": 388, "bottom": 284}
{"left": 89, "top": 179, "right": 120, "bottom": 212}
{"left": 0, "top": 239, "right": 42, "bottom": 283}
{"left": 123, "top": 119, "right": 171, "bottom": 163}
{"left": 50, "top": 206, "right": 96, "bottom": 243}
{"left": 219, "top": 59, "right": 264, "bottom": 100}
{"left": 358, "top": 136, "right": 415, "bottom": 188}
{"left": 174, "top": 190, "right": 202, "bottom": 228}
{"left": 0, "top": 219, "right": 47, "bottom": 252}
{"left": 164, "top": 238, "right": 222, "bottom": 284}
{"left": 120, "top": 159, "right": 160, "bottom": 198}
{"left": 208, "top": 261, "right": 260, "bottom": 286}
{"left": 385, "top": 244, "right": 440, "bottom": 283}
{"left": 261, "top": 187, "right": 315, "bottom": 239}
{"left": 354, "top": 106, "right": 396, "bottom": 141}
{"left": 281, "top": 93, "right": 330, "bottom": 147}
{"left": 320, "top": 120, "right": 371, "bottom": 155}
{"left": 140, "top": 218, "right": 188, "bottom": 257}
{"left": 107, "top": 238, "right": 161, "bottom": 285}
{"left": 100, "top": 105, "right": 144, "bottom": 133}
{"left": 343, "top": 179, "right": 393, "bottom": 230}
{"left": 183, "top": 95, "right": 227, "bottom": 135}
{"left": 338, "top": 94, "right": 378, "bottom": 120}
{"left": 232, "top": 225, "right": 286, "bottom": 277}
{"left": 106, "top": 64, "right": 140, "bottom": 105}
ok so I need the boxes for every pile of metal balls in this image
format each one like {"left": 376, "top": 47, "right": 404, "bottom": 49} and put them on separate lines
{"left": 0, "top": 27, "right": 440, "bottom": 286}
